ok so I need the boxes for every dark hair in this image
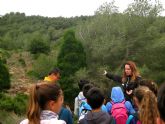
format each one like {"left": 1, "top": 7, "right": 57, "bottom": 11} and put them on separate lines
{"left": 49, "top": 68, "right": 60, "bottom": 75}
{"left": 27, "top": 82, "right": 62, "bottom": 124}
{"left": 157, "top": 82, "right": 165, "bottom": 122}
{"left": 133, "top": 86, "right": 150, "bottom": 103}
{"left": 86, "top": 87, "right": 104, "bottom": 109}
{"left": 83, "top": 83, "right": 94, "bottom": 98}
{"left": 78, "top": 79, "right": 89, "bottom": 91}
{"left": 139, "top": 79, "right": 158, "bottom": 96}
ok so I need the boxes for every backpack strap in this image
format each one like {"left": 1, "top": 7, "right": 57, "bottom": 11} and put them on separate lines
{"left": 78, "top": 97, "right": 86, "bottom": 101}
{"left": 121, "top": 100, "right": 126, "bottom": 104}
{"left": 126, "top": 115, "right": 134, "bottom": 124}
{"left": 111, "top": 101, "right": 115, "bottom": 105}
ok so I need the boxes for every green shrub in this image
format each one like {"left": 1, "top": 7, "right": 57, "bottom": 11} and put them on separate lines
{"left": 13, "top": 93, "right": 28, "bottom": 115}
{"left": 0, "top": 94, "right": 13, "bottom": 111}
{"left": 32, "top": 54, "right": 55, "bottom": 79}
{"left": 0, "top": 60, "right": 10, "bottom": 90}
{"left": 29, "top": 40, "right": 50, "bottom": 54}
{"left": 0, "top": 93, "right": 28, "bottom": 115}
{"left": 18, "top": 58, "right": 26, "bottom": 67}
{"left": 57, "top": 30, "right": 86, "bottom": 104}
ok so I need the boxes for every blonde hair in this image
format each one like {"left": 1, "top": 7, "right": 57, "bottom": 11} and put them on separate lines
{"left": 134, "top": 86, "right": 159, "bottom": 124}
{"left": 27, "top": 82, "right": 62, "bottom": 124}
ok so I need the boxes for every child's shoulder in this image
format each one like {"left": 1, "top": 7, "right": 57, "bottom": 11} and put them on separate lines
{"left": 20, "top": 119, "right": 28, "bottom": 124}
{"left": 41, "top": 119, "right": 66, "bottom": 124}
{"left": 20, "top": 119, "right": 66, "bottom": 124}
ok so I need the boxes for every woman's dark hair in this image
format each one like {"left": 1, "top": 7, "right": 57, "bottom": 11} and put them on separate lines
{"left": 78, "top": 79, "right": 89, "bottom": 91}
{"left": 83, "top": 83, "right": 94, "bottom": 98}
{"left": 86, "top": 87, "right": 104, "bottom": 109}
{"left": 139, "top": 79, "right": 158, "bottom": 96}
{"left": 157, "top": 82, "right": 165, "bottom": 122}
{"left": 27, "top": 82, "right": 62, "bottom": 124}
{"left": 133, "top": 86, "right": 149, "bottom": 103}
{"left": 49, "top": 68, "right": 60, "bottom": 75}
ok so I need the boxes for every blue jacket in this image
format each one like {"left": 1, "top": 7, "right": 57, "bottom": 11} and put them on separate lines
{"left": 106, "top": 87, "right": 135, "bottom": 114}
{"left": 59, "top": 107, "right": 73, "bottom": 124}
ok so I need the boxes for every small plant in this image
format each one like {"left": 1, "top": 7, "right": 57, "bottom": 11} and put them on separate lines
{"left": 18, "top": 58, "right": 26, "bottom": 67}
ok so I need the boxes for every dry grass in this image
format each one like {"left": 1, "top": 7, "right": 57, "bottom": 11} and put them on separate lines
{"left": 0, "top": 110, "right": 25, "bottom": 124}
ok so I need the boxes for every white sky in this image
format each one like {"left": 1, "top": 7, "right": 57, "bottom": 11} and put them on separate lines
{"left": 0, "top": 0, "right": 165, "bottom": 17}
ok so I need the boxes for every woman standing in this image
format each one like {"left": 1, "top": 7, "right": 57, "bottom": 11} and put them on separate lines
{"left": 104, "top": 61, "right": 142, "bottom": 101}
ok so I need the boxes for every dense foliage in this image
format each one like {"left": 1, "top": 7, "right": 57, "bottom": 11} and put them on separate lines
{"left": 0, "top": 59, "right": 10, "bottom": 90}
{"left": 57, "top": 30, "right": 86, "bottom": 103}
{"left": 0, "top": 0, "right": 164, "bottom": 107}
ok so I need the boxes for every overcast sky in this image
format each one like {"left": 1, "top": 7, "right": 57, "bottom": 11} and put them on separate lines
{"left": 0, "top": 0, "right": 165, "bottom": 17}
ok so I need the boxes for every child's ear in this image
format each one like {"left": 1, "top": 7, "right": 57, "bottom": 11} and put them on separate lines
{"left": 48, "top": 100, "right": 56, "bottom": 110}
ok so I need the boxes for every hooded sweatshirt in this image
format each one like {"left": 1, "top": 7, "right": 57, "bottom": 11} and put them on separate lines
{"left": 74, "top": 91, "right": 86, "bottom": 116}
{"left": 79, "top": 111, "right": 115, "bottom": 124}
{"left": 106, "top": 87, "right": 135, "bottom": 114}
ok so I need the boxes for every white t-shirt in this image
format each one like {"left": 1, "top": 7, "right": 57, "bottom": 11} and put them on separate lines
{"left": 20, "top": 119, "right": 66, "bottom": 124}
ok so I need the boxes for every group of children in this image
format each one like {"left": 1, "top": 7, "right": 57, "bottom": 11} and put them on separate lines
{"left": 19, "top": 62, "right": 165, "bottom": 124}
{"left": 74, "top": 79, "right": 164, "bottom": 124}
{"left": 20, "top": 78, "right": 165, "bottom": 124}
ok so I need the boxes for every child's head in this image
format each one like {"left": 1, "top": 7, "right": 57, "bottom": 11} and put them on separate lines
{"left": 83, "top": 83, "right": 94, "bottom": 98}
{"left": 133, "top": 86, "right": 150, "bottom": 108}
{"left": 48, "top": 68, "right": 60, "bottom": 81}
{"left": 111, "top": 86, "right": 125, "bottom": 103}
{"left": 78, "top": 79, "right": 89, "bottom": 91}
{"left": 157, "top": 83, "right": 165, "bottom": 124}
{"left": 139, "top": 79, "right": 158, "bottom": 96}
{"left": 133, "top": 86, "right": 159, "bottom": 124}
{"left": 140, "top": 90, "right": 159, "bottom": 124}
{"left": 27, "top": 82, "right": 63, "bottom": 124}
{"left": 86, "top": 87, "right": 104, "bottom": 110}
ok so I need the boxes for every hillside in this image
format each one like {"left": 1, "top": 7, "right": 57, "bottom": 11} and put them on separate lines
{"left": 0, "top": 0, "right": 165, "bottom": 123}
{"left": 7, "top": 51, "right": 35, "bottom": 94}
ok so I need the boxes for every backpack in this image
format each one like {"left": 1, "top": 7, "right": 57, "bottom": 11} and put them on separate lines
{"left": 110, "top": 100, "right": 128, "bottom": 124}
{"left": 79, "top": 102, "right": 91, "bottom": 121}
{"left": 126, "top": 115, "right": 141, "bottom": 124}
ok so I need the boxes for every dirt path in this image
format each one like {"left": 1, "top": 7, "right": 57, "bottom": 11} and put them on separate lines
{"left": 7, "top": 51, "right": 37, "bottom": 94}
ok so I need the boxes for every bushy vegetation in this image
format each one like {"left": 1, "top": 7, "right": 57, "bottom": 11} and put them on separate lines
{"left": 31, "top": 54, "right": 56, "bottom": 78}
{"left": 0, "top": 0, "right": 164, "bottom": 118}
{"left": 76, "top": 0, "right": 165, "bottom": 85}
{"left": 57, "top": 30, "right": 86, "bottom": 103}
{"left": 0, "top": 59, "right": 10, "bottom": 90}
{"left": 0, "top": 93, "right": 28, "bottom": 115}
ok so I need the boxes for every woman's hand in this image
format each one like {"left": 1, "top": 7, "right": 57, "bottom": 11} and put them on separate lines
{"left": 103, "top": 70, "right": 107, "bottom": 75}
{"left": 126, "top": 90, "right": 133, "bottom": 95}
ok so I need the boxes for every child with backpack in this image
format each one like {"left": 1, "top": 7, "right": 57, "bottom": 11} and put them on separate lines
{"left": 79, "top": 83, "right": 108, "bottom": 121}
{"left": 74, "top": 80, "right": 89, "bottom": 116}
{"left": 79, "top": 87, "right": 115, "bottom": 124}
{"left": 106, "top": 86, "right": 135, "bottom": 124}
{"left": 78, "top": 83, "right": 94, "bottom": 120}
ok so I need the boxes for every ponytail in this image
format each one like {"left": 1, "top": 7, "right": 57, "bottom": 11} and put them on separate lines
{"left": 27, "top": 84, "right": 41, "bottom": 124}
{"left": 139, "top": 90, "right": 159, "bottom": 124}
